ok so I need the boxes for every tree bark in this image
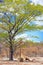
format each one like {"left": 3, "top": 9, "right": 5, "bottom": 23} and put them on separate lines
{"left": 9, "top": 43, "right": 13, "bottom": 60}
{"left": 9, "top": 34, "right": 14, "bottom": 61}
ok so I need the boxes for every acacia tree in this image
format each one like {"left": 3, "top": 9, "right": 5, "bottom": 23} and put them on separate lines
{"left": 0, "top": 0, "right": 43, "bottom": 60}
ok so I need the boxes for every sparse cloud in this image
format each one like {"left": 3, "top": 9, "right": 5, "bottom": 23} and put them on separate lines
{"left": 34, "top": 21, "right": 43, "bottom": 26}
{"left": 15, "top": 33, "right": 28, "bottom": 39}
{"left": 32, "top": 0, "right": 43, "bottom": 5}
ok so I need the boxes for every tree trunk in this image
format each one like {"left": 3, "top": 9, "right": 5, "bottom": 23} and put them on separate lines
{"left": 9, "top": 34, "right": 14, "bottom": 61}
{"left": 8, "top": 30, "right": 14, "bottom": 60}
{"left": 9, "top": 43, "right": 13, "bottom": 60}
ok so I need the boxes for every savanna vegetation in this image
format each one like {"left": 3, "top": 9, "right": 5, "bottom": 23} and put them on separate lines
{"left": 0, "top": 0, "right": 43, "bottom": 60}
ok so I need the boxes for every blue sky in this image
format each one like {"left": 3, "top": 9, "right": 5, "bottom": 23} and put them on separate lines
{"left": 15, "top": 0, "right": 43, "bottom": 42}
{"left": 30, "top": 0, "right": 43, "bottom": 42}
{"left": 15, "top": 14, "right": 43, "bottom": 42}
{"left": 27, "top": 30, "right": 43, "bottom": 42}
{"left": 15, "top": 30, "right": 43, "bottom": 42}
{"left": 31, "top": 0, "right": 43, "bottom": 42}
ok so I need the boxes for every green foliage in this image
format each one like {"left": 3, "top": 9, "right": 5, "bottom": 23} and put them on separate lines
{"left": 0, "top": 0, "right": 43, "bottom": 48}
{"left": 0, "top": 1, "right": 43, "bottom": 60}
{"left": 0, "top": 32, "right": 8, "bottom": 38}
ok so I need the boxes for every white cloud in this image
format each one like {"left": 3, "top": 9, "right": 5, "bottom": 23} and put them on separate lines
{"left": 32, "top": 0, "right": 43, "bottom": 5}
{"left": 40, "top": 30, "right": 43, "bottom": 32}
{"left": 34, "top": 15, "right": 43, "bottom": 26}
{"left": 25, "top": 37, "right": 30, "bottom": 40}
{"left": 15, "top": 33, "right": 28, "bottom": 39}
{"left": 15, "top": 33, "right": 33, "bottom": 41}
{"left": 34, "top": 21, "right": 43, "bottom": 26}
{"left": 36, "top": 16, "right": 43, "bottom": 20}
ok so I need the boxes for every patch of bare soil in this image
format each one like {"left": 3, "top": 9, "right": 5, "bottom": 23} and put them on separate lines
{"left": 0, "top": 57, "right": 43, "bottom": 65}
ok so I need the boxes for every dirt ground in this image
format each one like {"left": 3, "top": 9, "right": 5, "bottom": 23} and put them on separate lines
{"left": 0, "top": 57, "right": 43, "bottom": 65}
